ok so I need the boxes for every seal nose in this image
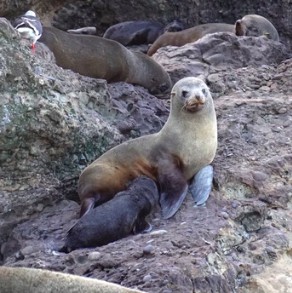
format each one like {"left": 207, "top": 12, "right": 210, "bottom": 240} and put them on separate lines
{"left": 194, "top": 95, "right": 205, "bottom": 104}
{"left": 184, "top": 94, "right": 205, "bottom": 112}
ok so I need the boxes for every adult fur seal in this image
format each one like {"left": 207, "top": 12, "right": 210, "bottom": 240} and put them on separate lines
{"left": 38, "top": 26, "right": 172, "bottom": 95}
{"left": 147, "top": 23, "right": 234, "bottom": 56}
{"left": 60, "top": 176, "right": 159, "bottom": 251}
{"left": 0, "top": 266, "right": 144, "bottom": 293}
{"left": 78, "top": 77, "right": 217, "bottom": 219}
{"left": 103, "top": 20, "right": 184, "bottom": 46}
{"left": 235, "top": 14, "right": 279, "bottom": 41}
{"left": 68, "top": 20, "right": 184, "bottom": 46}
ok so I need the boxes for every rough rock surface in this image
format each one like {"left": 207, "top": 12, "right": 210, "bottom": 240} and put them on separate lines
{"left": 0, "top": 12, "right": 292, "bottom": 293}
{"left": 2, "top": 0, "right": 292, "bottom": 50}
{"left": 0, "top": 17, "right": 168, "bottom": 254}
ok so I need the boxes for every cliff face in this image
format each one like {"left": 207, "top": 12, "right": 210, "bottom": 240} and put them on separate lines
{"left": 0, "top": 2, "right": 291, "bottom": 293}
{"left": 2, "top": 0, "right": 292, "bottom": 48}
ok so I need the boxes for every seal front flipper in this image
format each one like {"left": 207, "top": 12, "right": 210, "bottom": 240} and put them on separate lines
{"left": 156, "top": 154, "right": 188, "bottom": 219}
{"left": 79, "top": 197, "right": 96, "bottom": 217}
{"left": 160, "top": 184, "right": 188, "bottom": 219}
{"left": 189, "top": 165, "right": 213, "bottom": 206}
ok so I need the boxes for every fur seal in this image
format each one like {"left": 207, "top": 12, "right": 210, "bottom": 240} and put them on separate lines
{"left": 0, "top": 266, "right": 144, "bottom": 293}
{"left": 60, "top": 176, "right": 159, "bottom": 251}
{"left": 147, "top": 23, "right": 234, "bottom": 56}
{"left": 235, "top": 14, "right": 279, "bottom": 41}
{"left": 38, "top": 26, "right": 172, "bottom": 95}
{"left": 78, "top": 77, "right": 217, "bottom": 219}
{"left": 68, "top": 20, "right": 184, "bottom": 46}
{"left": 103, "top": 20, "right": 184, "bottom": 46}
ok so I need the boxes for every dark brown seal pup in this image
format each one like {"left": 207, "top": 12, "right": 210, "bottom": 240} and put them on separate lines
{"left": 147, "top": 23, "right": 234, "bottom": 56}
{"left": 60, "top": 176, "right": 159, "bottom": 251}
{"left": 78, "top": 77, "right": 218, "bottom": 219}
{"left": 235, "top": 14, "right": 279, "bottom": 41}
{"left": 0, "top": 266, "right": 144, "bottom": 293}
{"left": 38, "top": 26, "right": 172, "bottom": 95}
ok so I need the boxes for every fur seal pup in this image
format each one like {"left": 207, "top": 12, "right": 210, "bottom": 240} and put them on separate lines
{"left": 235, "top": 14, "right": 279, "bottom": 41}
{"left": 60, "top": 176, "right": 159, "bottom": 251}
{"left": 147, "top": 23, "right": 234, "bottom": 56}
{"left": 0, "top": 266, "right": 144, "bottom": 293}
{"left": 38, "top": 26, "right": 172, "bottom": 95}
{"left": 78, "top": 77, "right": 217, "bottom": 219}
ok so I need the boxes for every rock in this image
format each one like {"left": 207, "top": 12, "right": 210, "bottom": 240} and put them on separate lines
{"left": 143, "top": 245, "right": 155, "bottom": 255}
{"left": 0, "top": 3, "right": 291, "bottom": 292}
{"left": 88, "top": 251, "right": 101, "bottom": 261}
{"left": 154, "top": 33, "right": 289, "bottom": 83}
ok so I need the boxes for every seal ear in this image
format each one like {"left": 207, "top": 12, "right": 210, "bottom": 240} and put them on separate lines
{"left": 156, "top": 153, "right": 188, "bottom": 219}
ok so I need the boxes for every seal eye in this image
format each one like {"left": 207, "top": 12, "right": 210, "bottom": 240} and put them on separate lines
{"left": 202, "top": 88, "right": 207, "bottom": 95}
{"left": 182, "top": 90, "right": 188, "bottom": 98}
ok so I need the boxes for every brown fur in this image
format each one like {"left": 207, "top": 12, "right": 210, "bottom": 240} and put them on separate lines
{"left": 147, "top": 23, "right": 234, "bottom": 56}
{"left": 38, "top": 26, "right": 172, "bottom": 95}
{"left": 78, "top": 77, "right": 217, "bottom": 218}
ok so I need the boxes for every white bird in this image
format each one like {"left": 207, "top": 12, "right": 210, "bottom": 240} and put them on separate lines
{"left": 14, "top": 10, "right": 43, "bottom": 49}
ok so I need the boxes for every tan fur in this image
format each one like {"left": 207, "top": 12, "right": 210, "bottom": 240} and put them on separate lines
{"left": 39, "top": 27, "right": 172, "bottom": 95}
{"left": 235, "top": 14, "right": 279, "bottom": 41}
{"left": 0, "top": 266, "right": 144, "bottom": 293}
{"left": 78, "top": 77, "right": 217, "bottom": 216}
{"left": 147, "top": 23, "right": 234, "bottom": 56}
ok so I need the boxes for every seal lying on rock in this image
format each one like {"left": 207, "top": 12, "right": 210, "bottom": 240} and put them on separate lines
{"left": 60, "top": 176, "right": 159, "bottom": 251}
{"left": 235, "top": 14, "right": 279, "bottom": 41}
{"left": 78, "top": 77, "right": 218, "bottom": 219}
{"left": 68, "top": 20, "right": 184, "bottom": 46}
{"left": 147, "top": 23, "right": 234, "bottom": 56}
{"left": 0, "top": 266, "right": 144, "bottom": 293}
{"left": 103, "top": 20, "right": 184, "bottom": 46}
{"left": 38, "top": 26, "right": 172, "bottom": 95}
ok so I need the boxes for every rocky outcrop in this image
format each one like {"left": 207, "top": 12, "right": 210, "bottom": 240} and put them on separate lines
{"left": 1, "top": 0, "right": 292, "bottom": 50}
{"left": 0, "top": 17, "right": 168, "bottom": 256}
{"left": 1, "top": 11, "right": 291, "bottom": 292}
{"left": 153, "top": 32, "right": 290, "bottom": 84}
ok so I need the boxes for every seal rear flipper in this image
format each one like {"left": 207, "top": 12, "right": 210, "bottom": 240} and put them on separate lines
{"left": 133, "top": 218, "right": 153, "bottom": 234}
{"left": 79, "top": 197, "right": 95, "bottom": 218}
{"left": 189, "top": 165, "right": 213, "bottom": 206}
